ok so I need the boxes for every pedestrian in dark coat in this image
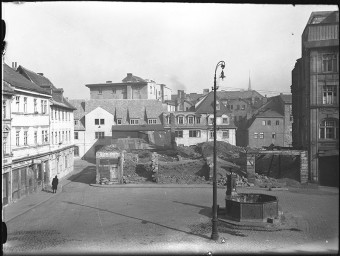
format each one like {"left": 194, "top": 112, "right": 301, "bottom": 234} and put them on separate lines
{"left": 52, "top": 175, "right": 59, "bottom": 193}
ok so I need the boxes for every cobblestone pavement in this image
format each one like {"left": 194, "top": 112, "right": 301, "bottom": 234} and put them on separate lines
{"left": 2, "top": 160, "right": 339, "bottom": 255}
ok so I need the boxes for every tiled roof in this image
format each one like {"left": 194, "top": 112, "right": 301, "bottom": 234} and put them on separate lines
{"left": 279, "top": 94, "right": 292, "bottom": 104}
{"left": 69, "top": 99, "right": 86, "bottom": 119}
{"left": 17, "top": 65, "right": 76, "bottom": 110}
{"left": 111, "top": 124, "right": 165, "bottom": 131}
{"left": 3, "top": 63, "right": 51, "bottom": 96}
{"left": 71, "top": 99, "right": 166, "bottom": 124}
{"left": 2, "top": 82, "right": 15, "bottom": 94}
{"left": 195, "top": 91, "right": 231, "bottom": 115}
{"left": 217, "top": 90, "right": 264, "bottom": 100}
{"left": 256, "top": 109, "right": 283, "bottom": 118}
{"left": 17, "top": 65, "right": 55, "bottom": 89}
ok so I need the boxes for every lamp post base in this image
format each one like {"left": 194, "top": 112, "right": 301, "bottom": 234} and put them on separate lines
{"left": 211, "top": 219, "right": 219, "bottom": 240}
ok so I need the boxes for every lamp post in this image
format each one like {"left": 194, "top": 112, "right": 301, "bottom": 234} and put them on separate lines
{"left": 211, "top": 60, "right": 225, "bottom": 241}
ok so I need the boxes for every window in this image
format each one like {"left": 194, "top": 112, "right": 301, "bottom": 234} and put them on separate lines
{"left": 95, "top": 132, "right": 105, "bottom": 139}
{"left": 117, "top": 119, "right": 122, "bottom": 125}
{"left": 216, "top": 102, "right": 220, "bottom": 110}
{"left": 41, "top": 100, "right": 44, "bottom": 113}
{"left": 98, "top": 88, "right": 102, "bottom": 94}
{"left": 210, "top": 118, "right": 214, "bottom": 124}
{"left": 290, "top": 115, "right": 293, "bottom": 122}
{"left": 175, "top": 131, "right": 183, "bottom": 138}
{"left": 148, "top": 119, "right": 157, "bottom": 124}
{"left": 24, "top": 97, "right": 27, "bottom": 113}
{"left": 189, "top": 130, "right": 200, "bottom": 138}
{"left": 74, "top": 146, "right": 79, "bottom": 157}
{"left": 3, "top": 100, "right": 6, "bottom": 118}
{"left": 267, "top": 120, "right": 271, "bottom": 125}
{"left": 58, "top": 110, "right": 60, "bottom": 120}
{"left": 74, "top": 120, "right": 79, "bottom": 125}
{"left": 130, "top": 119, "right": 139, "bottom": 125}
{"left": 16, "top": 96, "right": 20, "bottom": 112}
{"left": 24, "top": 131, "right": 28, "bottom": 145}
{"left": 43, "top": 100, "right": 47, "bottom": 114}
{"left": 222, "top": 118, "right": 229, "bottom": 124}
{"left": 254, "top": 133, "right": 258, "bottom": 139}
{"left": 323, "top": 85, "right": 337, "bottom": 105}
{"left": 34, "top": 131, "right": 38, "bottom": 144}
{"left": 322, "top": 54, "right": 337, "bottom": 73}
{"left": 16, "top": 131, "right": 20, "bottom": 146}
{"left": 62, "top": 111, "right": 64, "bottom": 120}
{"left": 196, "top": 117, "right": 200, "bottom": 124}
{"left": 62, "top": 131, "right": 65, "bottom": 142}
{"left": 55, "top": 132, "right": 57, "bottom": 144}
{"left": 320, "top": 119, "right": 338, "bottom": 139}
{"left": 52, "top": 132, "right": 54, "bottom": 144}
{"left": 236, "top": 105, "right": 240, "bottom": 110}
{"left": 276, "top": 120, "right": 280, "bottom": 125}
{"left": 230, "top": 105, "right": 233, "bottom": 110}
{"left": 42, "top": 131, "right": 45, "bottom": 144}
{"left": 188, "top": 116, "right": 194, "bottom": 124}
{"left": 166, "top": 116, "right": 170, "bottom": 124}
{"left": 178, "top": 116, "right": 184, "bottom": 124}
{"left": 150, "top": 86, "right": 153, "bottom": 94}
{"left": 222, "top": 130, "right": 229, "bottom": 139}
{"left": 100, "top": 119, "right": 104, "bottom": 125}
{"left": 74, "top": 132, "right": 78, "bottom": 140}
{"left": 210, "top": 130, "right": 215, "bottom": 138}
{"left": 272, "top": 132, "right": 276, "bottom": 139}
{"left": 262, "top": 121, "right": 266, "bottom": 126}
{"left": 241, "top": 105, "right": 246, "bottom": 110}
{"left": 59, "top": 132, "right": 61, "bottom": 143}
{"left": 260, "top": 132, "right": 264, "bottom": 139}
{"left": 112, "top": 89, "right": 116, "bottom": 94}
{"left": 95, "top": 119, "right": 99, "bottom": 125}
{"left": 3, "top": 136, "right": 7, "bottom": 154}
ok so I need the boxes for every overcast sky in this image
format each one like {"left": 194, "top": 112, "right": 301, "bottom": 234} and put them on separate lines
{"left": 2, "top": 2, "right": 338, "bottom": 99}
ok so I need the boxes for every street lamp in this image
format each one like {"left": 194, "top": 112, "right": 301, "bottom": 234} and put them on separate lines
{"left": 211, "top": 60, "right": 225, "bottom": 241}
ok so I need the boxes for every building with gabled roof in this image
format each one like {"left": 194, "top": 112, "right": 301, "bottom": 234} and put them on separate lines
{"left": 69, "top": 99, "right": 169, "bottom": 160}
{"left": 237, "top": 93, "right": 293, "bottom": 148}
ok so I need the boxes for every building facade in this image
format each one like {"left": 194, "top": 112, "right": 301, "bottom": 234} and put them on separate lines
{"left": 238, "top": 94, "right": 292, "bottom": 148}
{"left": 291, "top": 11, "right": 339, "bottom": 186}
{"left": 69, "top": 99, "right": 169, "bottom": 160}
{"left": 85, "top": 73, "right": 172, "bottom": 102}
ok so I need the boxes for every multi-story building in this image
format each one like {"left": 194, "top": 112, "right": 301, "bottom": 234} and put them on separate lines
{"left": 85, "top": 73, "right": 172, "bottom": 101}
{"left": 291, "top": 11, "right": 339, "bottom": 186}
{"left": 165, "top": 91, "right": 236, "bottom": 147}
{"left": 237, "top": 94, "right": 292, "bottom": 148}
{"left": 17, "top": 66, "right": 76, "bottom": 182}
{"left": 3, "top": 63, "right": 52, "bottom": 204}
{"left": 2, "top": 82, "right": 14, "bottom": 205}
{"left": 69, "top": 99, "right": 168, "bottom": 160}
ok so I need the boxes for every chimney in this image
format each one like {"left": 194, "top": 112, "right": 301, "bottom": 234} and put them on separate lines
{"left": 203, "top": 89, "right": 209, "bottom": 95}
{"left": 12, "top": 62, "right": 18, "bottom": 70}
{"left": 127, "top": 73, "right": 133, "bottom": 77}
{"left": 37, "top": 73, "right": 44, "bottom": 76}
{"left": 106, "top": 81, "right": 112, "bottom": 83}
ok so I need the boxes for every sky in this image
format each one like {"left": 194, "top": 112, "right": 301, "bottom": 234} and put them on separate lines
{"left": 2, "top": 2, "right": 338, "bottom": 100}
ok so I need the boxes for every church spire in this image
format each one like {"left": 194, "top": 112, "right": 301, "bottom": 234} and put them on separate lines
{"left": 248, "top": 70, "right": 252, "bottom": 91}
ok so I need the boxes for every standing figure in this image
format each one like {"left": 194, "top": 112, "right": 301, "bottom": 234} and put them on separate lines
{"left": 52, "top": 175, "right": 59, "bottom": 193}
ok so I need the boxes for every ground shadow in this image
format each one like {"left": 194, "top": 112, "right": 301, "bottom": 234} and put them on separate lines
{"left": 61, "top": 200, "right": 210, "bottom": 240}
{"left": 66, "top": 166, "right": 96, "bottom": 185}
{"left": 135, "top": 164, "right": 153, "bottom": 181}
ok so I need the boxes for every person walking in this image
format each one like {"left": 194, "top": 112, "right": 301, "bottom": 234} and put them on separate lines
{"left": 52, "top": 175, "right": 59, "bottom": 193}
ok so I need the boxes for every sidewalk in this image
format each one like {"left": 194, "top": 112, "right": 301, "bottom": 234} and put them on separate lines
{"left": 2, "top": 160, "right": 90, "bottom": 222}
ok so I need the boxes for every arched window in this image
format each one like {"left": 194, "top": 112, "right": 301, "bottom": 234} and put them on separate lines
{"left": 320, "top": 119, "right": 338, "bottom": 139}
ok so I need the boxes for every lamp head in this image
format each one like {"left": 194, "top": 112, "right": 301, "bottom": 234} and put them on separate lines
{"left": 220, "top": 70, "right": 225, "bottom": 80}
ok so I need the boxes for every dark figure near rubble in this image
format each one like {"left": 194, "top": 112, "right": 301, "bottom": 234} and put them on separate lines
{"left": 52, "top": 175, "right": 59, "bottom": 193}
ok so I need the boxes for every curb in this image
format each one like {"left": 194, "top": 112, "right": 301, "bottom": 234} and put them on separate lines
{"left": 89, "top": 183, "right": 215, "bottom": 188}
